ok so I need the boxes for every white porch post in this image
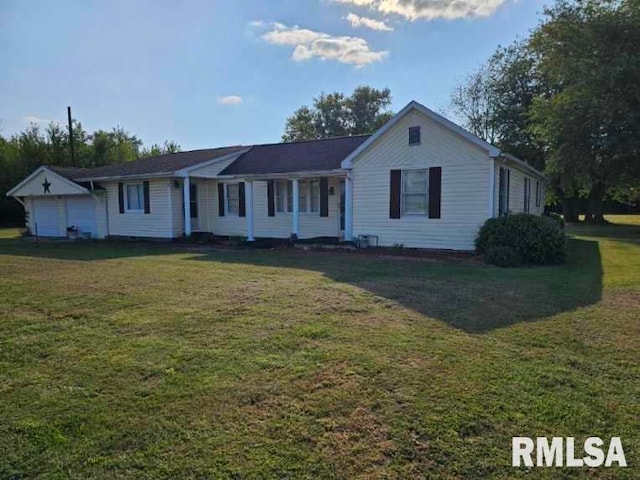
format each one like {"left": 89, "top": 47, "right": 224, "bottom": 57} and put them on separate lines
{"left": 345, "top": 174, "right": 353, "bottom": 241}
{"left": 246, "top": 180, "right": 254, "bottom": 241}
{"left": 292, "top": 178, "right": 300, "bottom": 237}
{"left": 183, "top": 176, "right": 191, "bottom": 237}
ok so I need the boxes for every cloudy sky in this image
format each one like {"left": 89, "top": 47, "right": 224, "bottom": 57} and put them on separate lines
{"left": 0, "top": 0, "right": 545, "bottom": 149}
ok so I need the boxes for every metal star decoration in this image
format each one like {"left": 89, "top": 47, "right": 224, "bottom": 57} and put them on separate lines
{"left": 42, "top": 177, "right": 51, "bottom": 194}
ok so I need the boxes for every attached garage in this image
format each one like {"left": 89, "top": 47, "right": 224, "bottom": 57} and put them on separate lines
{"left": 66, "top": 196, "right": 97, "bottom": 237}
{"left": 32, "top": 197, "right": 63, "bottom": 237}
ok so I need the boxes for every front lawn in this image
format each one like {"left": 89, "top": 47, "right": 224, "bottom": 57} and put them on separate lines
{"left": 1, "top": 216, "right": 638, "bottom": 478}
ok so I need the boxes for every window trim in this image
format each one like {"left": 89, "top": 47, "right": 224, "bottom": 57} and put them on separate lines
{"left": 225, "top": 182, "right": 240, "bottom": 216}
{"left": 125, "top": 182, "right": 144, "bottom": 213}
{"left": 408, "top": 126, "right": 421, "bottom": 146}
{"left": 274, "top": 179, "right": 321, "bottom": 215}
{"left": 401, "top": 169, "right": 429, "bottom": 216}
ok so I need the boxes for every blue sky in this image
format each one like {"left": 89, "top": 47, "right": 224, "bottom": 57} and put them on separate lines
{"left": 0, "top": 0, "right": 546, "bottom": 150}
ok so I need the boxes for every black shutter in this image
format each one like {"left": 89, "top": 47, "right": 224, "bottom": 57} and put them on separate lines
{"left": 390, "top": 170, "right": 401, "bottom": 219}
{"left": 118, "top": 182, "right": 125, "bottom": 214}
{"left": 428, "top": 167, "right": 442, "bottom": 219}
{"left": 238, "top": 182, "right": 246, "bottom": 217}
{"left": 189, "top": 184, "right": 198, "bottom": 218}
{"left": 320, "top": 177, "right": 329, "bottom": 217}
{"left": 143, "top": 181, "right": 150, "bottom": 214}
{"left": 218, "top": 183, "right": 225, "bottom": 216}
{"left": 267, "top": 180, "right": 275, "bottom": 217}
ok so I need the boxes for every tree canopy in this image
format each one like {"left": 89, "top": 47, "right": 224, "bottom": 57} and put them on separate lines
{"left": 450, "top": 0, "right": 640, "bottom": 222}
{"left": 282, "top": 86, "right": 394, "bottom": 142}
{"left": 0, "top": 120, "right": 180, "bottom": 226}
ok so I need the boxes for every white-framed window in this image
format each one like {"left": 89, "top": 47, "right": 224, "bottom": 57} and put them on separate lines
{"left": 402, "top": 170, "right": 428, "bottom": 215}
{"left": 126, "top": 183, "right": 144, "bottom": 211}
{"left": 535, "top": 181, "right": 542, "bottom": 208}
{"left": 298, "top": 181, "right": 308, "bottom": 213}
{"left": 498, "top": 167, "right": 510, "bottom": 216}
{"left": 226, "top": 183, "right": 239, "bottom": 215}
{"left": 309, "top": 179, "right": 320, "bottom": 214}
{"left": 275, "top": 180, "right": 293, "bottom": 213}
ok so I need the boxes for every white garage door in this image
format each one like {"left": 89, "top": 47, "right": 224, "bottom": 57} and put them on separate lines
{"left": 66, "top": 196, "right": 97, "bottom": 236}
{"left": 33, "top": 197, "right": 63, "bottom": 237}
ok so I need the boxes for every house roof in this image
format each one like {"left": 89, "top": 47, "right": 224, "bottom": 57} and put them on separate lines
{"left": 54, "top": 146, "right": 247, "bottom": 181}
{"left": 219, "top": 135, "right": 371, "bottom": 176}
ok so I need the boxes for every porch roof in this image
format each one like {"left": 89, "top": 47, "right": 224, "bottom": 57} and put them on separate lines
{"left": 219, "top": 135, "right": 370, "bottom": 176}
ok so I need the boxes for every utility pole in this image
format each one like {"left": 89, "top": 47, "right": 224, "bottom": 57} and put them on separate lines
{"left": 68, "top": 106, "right": 75, "bottom": 166}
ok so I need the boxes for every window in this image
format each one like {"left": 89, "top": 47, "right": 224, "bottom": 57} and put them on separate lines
{"left": 402, "top": 170, "right": 428, "bottom": 214}
{"left": 524, "top": 178, "right": 531, "bottom": 213}
{"left": 309, "top": 180, "right": 320, "bottom": 213}
{"left": 498, "top": 167, "right": 510, "bottom": 216}
{"left": 272, "top": 179, "right": 322, "bottom": 214}
{"left": 126, "top": 183, "right": 144, "bottom": 211}
{"left": 535, "top": 181, "right": 541, "bottom": 208}
{"left": 298, "top": 181, "right": 308, "bottom": 213}
{"left": 226, "top": 183, "right": 239, "bottom": 215}
{"left": 409, "top": 126, "right": 421, "bottom": 146}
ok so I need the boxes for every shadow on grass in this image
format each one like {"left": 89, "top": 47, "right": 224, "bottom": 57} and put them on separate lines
{"left": 0, "top": 235, "right": 603, "bottom": 333}
{"left": 566, "top": 220, "right": 640, "bottom": 244}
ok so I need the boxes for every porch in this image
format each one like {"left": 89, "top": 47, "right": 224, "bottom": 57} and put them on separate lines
{"left": 180, "top": 173, "right": 354, "bottom": 242}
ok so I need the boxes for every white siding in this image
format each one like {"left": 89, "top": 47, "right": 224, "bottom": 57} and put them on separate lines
{"left": 170, "top": 179, "right": 184, "bottom": 237}
{"left": 103, "top": 179, "right": 176, "bottom": 238}
{"left": 494, "top": 163, "right": 545, "bottom": 216}
{"left": 94, "top": 192, "right": 108, "bottom": 239}
{"left": 351, "top": 110, "right": 492, "bottom": 250}
{"left": 195, "top": 178, "right": 342, "bottom": 239}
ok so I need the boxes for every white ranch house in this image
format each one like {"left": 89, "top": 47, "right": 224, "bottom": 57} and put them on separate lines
{"left": 8, "top": 101, "right": 545, "bottom": 250}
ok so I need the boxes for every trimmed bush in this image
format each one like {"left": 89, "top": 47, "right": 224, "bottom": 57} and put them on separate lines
{"left": 543, "top": 211, "right": 565, "bottom": 230}
{"left": 475, "top": 213, "right": 566, "bottom": 266}
{"left": 484, "top": 245, "right": 523, "bottom": 267}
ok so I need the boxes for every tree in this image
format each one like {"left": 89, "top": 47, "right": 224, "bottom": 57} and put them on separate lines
{"left": 140, "top": 140, "right": 181, "bottom": 158}
{"left": 530, "top": 0, "right": 640, "bottom": 223}
{"left": 450, "top": 63, "right": 499, "bottom": 144}
{"left": 0, "top": 118, "right": 181, "bottom": 226}
{"left": 282, "top": 86, "right": 394, "bottom": 142}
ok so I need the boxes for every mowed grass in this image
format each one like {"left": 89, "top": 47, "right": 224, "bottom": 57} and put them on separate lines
{"left": 0, "top": 216, "right": 638, "bottom": 479}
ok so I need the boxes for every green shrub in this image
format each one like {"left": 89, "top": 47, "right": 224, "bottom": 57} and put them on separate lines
{"left": 484, "top": 245, "right": 523, "bottom": 267}
{"left": 475, "top": 213, "right": 565, "bottom": 266}
{"left": 543, "top": 211, "right": 565, "bottom": 230}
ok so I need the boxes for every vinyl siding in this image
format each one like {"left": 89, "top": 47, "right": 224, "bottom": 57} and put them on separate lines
{"left": 351, "top": 110, "right": 492, "bottom": 250}
{"left": 493, "top": 163, "right": 545, "bottom": 216}
{"left": 94, "top": 192, "right": 108, "bottom": 239}
{"left": 195, "top": 178, "right": 342, "bottom": 239}
{"left": 104, "top": 179, "right": 176, "bottom": 238}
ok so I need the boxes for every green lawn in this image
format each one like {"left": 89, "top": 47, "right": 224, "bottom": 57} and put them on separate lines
{"left": 1, "top": 216, "right": 638, "bottom": 479}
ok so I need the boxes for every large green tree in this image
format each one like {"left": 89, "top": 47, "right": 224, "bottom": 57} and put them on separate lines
{"left": 283, "top": 86, "right": 394, "bottom": 142}
{"left": 530, "top": 0, "right": 640, "bottom": 223}
{"left": 451, "top": 0, "right": 640, "bottom": 222}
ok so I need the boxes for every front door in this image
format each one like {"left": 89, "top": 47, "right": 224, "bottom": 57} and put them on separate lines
{"left": 189, "top": 183, "right": 199, "bottom": 231}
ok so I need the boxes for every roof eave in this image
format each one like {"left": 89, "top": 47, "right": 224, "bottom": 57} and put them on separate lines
{"left": 217, "top": 169, "right": 348, "bottom": 180}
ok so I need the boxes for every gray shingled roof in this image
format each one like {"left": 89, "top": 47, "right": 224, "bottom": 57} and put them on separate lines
{"left": 51, "top": 146, "right": 246, "bottom": 181}
{"left": 46, "top": 135, "right": 371, "bottom": 182}
{"left": 220, "top": 135, "right": 371, "bottom": 176}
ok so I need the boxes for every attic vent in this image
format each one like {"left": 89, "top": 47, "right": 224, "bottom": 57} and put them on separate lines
{"left": 409, "top": 126, "right": 421, "bottom": 146}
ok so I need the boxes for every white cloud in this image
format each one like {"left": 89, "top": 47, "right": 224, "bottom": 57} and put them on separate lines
{"left": 333, "top": 0, "right": 506, "bottom": 21}
{"left": 260, "top": 22, "right": 387, "bottom": 67}
{"left": 218, "top": 95, "right": 243, "bottom": 105}
{"left": 345, "top": 13, "right": 393, "bottom": 31}
{"left": 248, "top": 20, "right": 266, "bottom": 28}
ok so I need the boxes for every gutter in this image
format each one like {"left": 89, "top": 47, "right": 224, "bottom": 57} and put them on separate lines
{"left": 216, "top": 169, "right": 348, "bottom": 181}
{"left": 493, "top": 153, "right": 546, "bottom": 180}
